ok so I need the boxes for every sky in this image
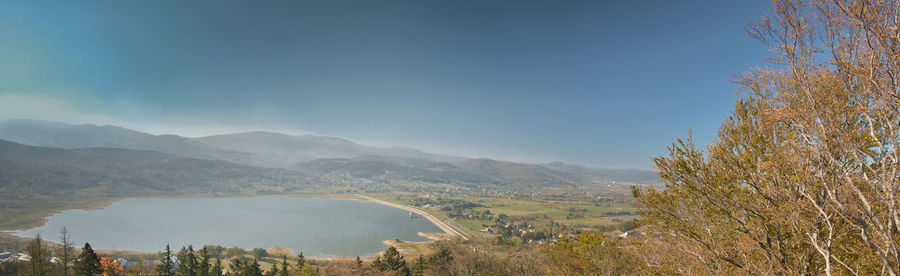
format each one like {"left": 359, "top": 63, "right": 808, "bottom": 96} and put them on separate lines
{"left": 0, "top": 0, "right": 772, "bottom": 169}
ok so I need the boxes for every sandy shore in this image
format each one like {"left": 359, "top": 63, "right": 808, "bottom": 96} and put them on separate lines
{"left": 355, "top": 194, "right": 468, "bottom": 240}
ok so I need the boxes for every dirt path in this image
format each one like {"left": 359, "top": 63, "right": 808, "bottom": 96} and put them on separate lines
{"left": 356, "top": 194, "right": 469, "bottom": 240}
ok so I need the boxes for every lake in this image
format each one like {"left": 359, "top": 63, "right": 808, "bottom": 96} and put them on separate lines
{"left": 16, "top": 196, "right": 441, "bottom": 257}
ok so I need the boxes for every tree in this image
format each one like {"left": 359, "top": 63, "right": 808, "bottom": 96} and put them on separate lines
{"left": 279, "top": 255, "right": 289, "bottom": 276}
{"left": 295, "top": 252, "right": 305, "bottom": 271}
{"left": 26, "top": 234, "right": 51, "bottom": 276}
{"left": 60, "top": 227, "right": 74, "bottom": 276}
{"left": 198, "top": 247, "right": 211, "bottom": 276}
{"left": 156, "top": 244, "right": 175, "bottom": 276}
{"left": 210, "top": 259, "right": 223, "bottom": 276}
{"left": 545, "top": 231, "right": 642, "bottom": 275}
{"left": 371, "top": 246, "right": 409, "bottom": 275}
{"left": 228, "top": 258, "right": 244, "bottom": 276}
{"left": 99, "top": 257, "right": 123, "bottom": 276}
{"left": 633, "top": 0, "right": 900, "bottom": 274}
{"left": 297, "top": 265, "right": 317, "bottom": 276}
{"left": 425, "top": 244, "right": 452, "bottom": 275}
{"left": 177, "top": 245, "right": 197, "bottom": 276}
{"left": 412, "top": 255, "right": 426, "bottom": 276}
{"left": 74, "top": 243, "right": 102, "bottom": 276}
{"left": 244, "top": 259, "right": 262, "bottom": 276}
{"left": 249, "top": 248, "right": 267, "bottom": 259}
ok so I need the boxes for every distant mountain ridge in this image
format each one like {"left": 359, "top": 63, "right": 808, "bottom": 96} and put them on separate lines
{"left": 0, "top": 139, "right": 310, "bottom": 197}
{"left": 0, "top": 119, "right": 659, "bottom": 187}
{"left": 0, "top": 120, "right": 462, "bottom": 167}
{"left": 197, "top": 131, "right": 463, "bottom": 166}
{"left": 0, "top": 119, "right": 254, "bottom": 165}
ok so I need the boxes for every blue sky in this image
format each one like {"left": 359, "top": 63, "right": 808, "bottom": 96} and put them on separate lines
{"left": 0, "top": 0, "right": 772, "bottom": 169}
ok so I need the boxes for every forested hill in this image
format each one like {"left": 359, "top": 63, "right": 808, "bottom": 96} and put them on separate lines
{"left": 196, "top": 131, "right": 463, "bottom": 166}
{"left": 0, "top": 120, "right": 463, "bottom": 168}
{"left": 292, "top": 156, "right": 658, "bottom": 189}
{"left": 0, "top": 138, "right": 656, "bottom": 199}
{"left": 0, "top": 120, "right": 659, "bottom": 188}
{"left": 0, "top": 140, "right": 311, "bottom": 196}
{"left": 0, "top": 120, "right": 255, "bottom": 165}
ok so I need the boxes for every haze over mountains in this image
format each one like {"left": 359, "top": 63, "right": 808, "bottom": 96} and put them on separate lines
{"left": 0, "top": 119, "right": 658, "bottom": 190}
{"left": 197, "top": 131, "right": 463, "bottom": 166}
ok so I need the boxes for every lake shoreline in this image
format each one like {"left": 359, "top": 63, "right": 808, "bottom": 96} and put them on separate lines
{"left": 9, "top": 193, "right": 451, "bottom": 259}
{"left": 354, "top": 194, "right": 468, "bottom": 240}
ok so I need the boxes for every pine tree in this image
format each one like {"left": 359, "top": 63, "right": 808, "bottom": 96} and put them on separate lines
{"left": 228, "top": 258, "right": 244, "bottom": 275}
{"left": 279, "top": 255, "right": 289, "bottom": 276}
{"left": 210, "top": 259, "right": 223, "bottom": 276}
{"left": 425, "top": 245, "right": 452, "bottom": 275}
{"left": 156, "top": 244, "right": 175, "bottom": 276}
{"left": 198, "top": 247, "right": 211, "bottom": 276}
{"left": 412, "top": 255, "right": 426, "bottom": 276}
{"left": 245, "top": 259, "right": 262, "bottom": 276}
{"left": 26, "top": 234, "right": 50, "bottom": 276}
{"left": 74, "top": 243, "right": 102, "bottom": 276}
{"left": 176, "top": 245, "right": 198, "bottom": 276}
{"left": 295, "top": 252, "right": 305, "bottom": 271}
{"left": 371, "top": 246, "right": 409, "bottom": 275}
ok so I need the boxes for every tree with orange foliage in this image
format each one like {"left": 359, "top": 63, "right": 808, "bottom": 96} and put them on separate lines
{"left": 99, "top": 257, "right": 122, "bottom": 276}
{"left": 635, "top": 0, "right": 900, "bottom": 275}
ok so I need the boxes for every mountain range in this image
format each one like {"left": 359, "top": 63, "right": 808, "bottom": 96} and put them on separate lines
{"left": 0, "top": 119, "right": 659, "bottom": 190}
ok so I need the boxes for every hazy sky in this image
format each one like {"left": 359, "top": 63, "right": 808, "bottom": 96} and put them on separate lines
{"left": 0, "top": 0, "right": 771, "bottom": 169}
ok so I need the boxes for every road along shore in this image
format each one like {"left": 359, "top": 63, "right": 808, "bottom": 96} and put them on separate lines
{"left": 356, "top": 194, "right": 469, "bottom": 240}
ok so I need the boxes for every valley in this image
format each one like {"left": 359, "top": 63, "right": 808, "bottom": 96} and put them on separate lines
{"left": 0, "top": 120, "right": 650, "bottom": 259}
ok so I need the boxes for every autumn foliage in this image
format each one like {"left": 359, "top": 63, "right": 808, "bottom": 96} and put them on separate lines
{"left": 100, "top": 257, "right": 122, "bottom": 276}
{"left": 634, "top": 0, "right": 900, "bottom": 274}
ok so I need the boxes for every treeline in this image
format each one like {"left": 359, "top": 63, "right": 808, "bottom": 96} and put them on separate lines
{"left": 405, "top": 197, "right": 481, "bottom": 212}
{"left": 4, "top": 229, "right": 644, "bottom": 276}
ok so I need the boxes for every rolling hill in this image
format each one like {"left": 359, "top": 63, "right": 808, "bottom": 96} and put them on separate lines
{"left": 0, "top": 120, "right": 254, "bottom": 165}
{"left": 0, "top": 120, "right": 659, "bottom": 190}
{"left": 196, "top": 131, "right": 463, "bottom": 167}
{"left": 0, "top": 139, "right": 311, "bottom": 196}
{"left": 0, "top": 120, "right": 463, "bottom": 167}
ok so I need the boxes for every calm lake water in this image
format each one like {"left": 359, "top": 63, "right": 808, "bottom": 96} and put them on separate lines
{"left": 17, "top": 197, "right": 440, "bottom": 257}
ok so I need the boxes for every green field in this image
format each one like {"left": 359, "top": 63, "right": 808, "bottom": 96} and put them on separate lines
{"left": 368, "top": 192, "right": 637, "bottom": 235}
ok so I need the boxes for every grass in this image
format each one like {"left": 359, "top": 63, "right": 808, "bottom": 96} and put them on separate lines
{"left": 398, "top": 194, "right": 638, "bottom": 231}
{"left": 455, "top": 219, "right": 494, "bottom": 230}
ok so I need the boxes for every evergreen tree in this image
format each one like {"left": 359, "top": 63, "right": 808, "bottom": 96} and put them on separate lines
{"left": 74, "top": 243, "right": 102, "bottom": 276}
{"left": 371, "top": 246, "right": 409, "bottom": 275}
{"left": 425, "top": 245, "right": 452, "bottom": 275}
{"left": 177, "top": 245, "right": 198, "bottom": 276}
{"left": 198, "top": 246, "right": 211, "bottom": 276}
{"left": 210, "top": 259, "right": 223, "bottom": 276}
{"left": 412, "top": 255, "right": 426, "bottom": 276}
{"left": 26, "top": 234, "right": 50, "bottom": 276}
{"left": 295, "top": 252, "right": 305, "bottom": 271}
{"left": 228, "top": 258, "right": 244, "bottom": 276}
{"left": 244, "top": 259, "right": 262, "bottom": 276}
{"left": 156, "top": 244, "right": 175, "bottom": 276}
{"left": 426, "top": 245, "right": 452, "bottom": 264}
{"left": 279, "top": 255, "right": 289, "bottom": 276}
